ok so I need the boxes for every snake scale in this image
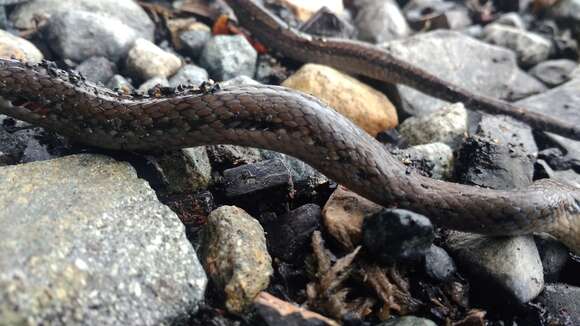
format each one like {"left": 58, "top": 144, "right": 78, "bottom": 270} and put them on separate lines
{"left": 0, "top": 0, "right": 578, "bottom": 254}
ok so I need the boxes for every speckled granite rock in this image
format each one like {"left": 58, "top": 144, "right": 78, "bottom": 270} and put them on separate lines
{"left": 0, "top": 154, "right": 207, "bottom": 325}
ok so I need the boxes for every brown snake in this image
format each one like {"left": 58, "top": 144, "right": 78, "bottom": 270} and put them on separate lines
{"left": 0, "top": 0, "right": 578, "bottom": 254}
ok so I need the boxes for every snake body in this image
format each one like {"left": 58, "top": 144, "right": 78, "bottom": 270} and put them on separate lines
{"left": 0, "top": 0, "right": 578, "bottom": 253}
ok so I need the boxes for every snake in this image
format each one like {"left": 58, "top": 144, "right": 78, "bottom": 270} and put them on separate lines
{"left": 0, "top": 0, "right": 578, "bottom": 255}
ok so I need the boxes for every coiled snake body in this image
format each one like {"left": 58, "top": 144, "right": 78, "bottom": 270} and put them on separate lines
{"left": 0, "top": 0, "right": 579, "bottom": 253}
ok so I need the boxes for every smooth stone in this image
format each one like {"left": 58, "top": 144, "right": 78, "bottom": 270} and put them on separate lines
{"left": 0, "top": 29, "right": 43, "bottom": 63}
{"left": 507, "top": 69, "right": 548, "bottom": 101}
{"left": 424, "top": 245, "right": 456, "bottom": 282}
{"left": 446, "top": 232, "right": 544, "bottom": 304}
{"left": 199, "top": 206, "right": 273, "bottom": 314}
{"left": 169, "top": 64, "right": 208, "bottom": 88}
{"left": 75, "top": 56, "right": 117, "bottom": 85}
{"left": 483, "top": 23, "right": 552, "bottom": 67}
{"left": 45, "top": 9, "right": 139, "bottom": 62}
{"left": 398, "top": 102, "right": 467, "bottom": 149}
{"left": 282, "top": 63, "right": 398, "bottom": 136}
{"left": 179, "top": 23, "right": 211, "bottom": 60}
{"left": 393, "top": 142, "right": 454, "bottom": 180}
{"left": 0, "top": 154, "right": 206, "bottom": 325}
{"left": 199, "top": 35, "right": 257, "bottom": 81}
{"left": 528, "top": 59, "right": 577, "bottom": 87}
{"left": 126, "top": 38, "right": 182, "bottom": 81}
{"left": 354, "top": 0, "right": 410, "bottom": 43}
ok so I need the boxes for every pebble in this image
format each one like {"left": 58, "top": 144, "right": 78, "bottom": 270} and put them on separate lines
{"left": 393, "top": 142, "right": 454, "bottom": 180}
{"left": 75, "top": 56, "right": 117, "bottom": 85}
{"left": 528, "top": 59, "right": 577, "bottom": 87}
{"left": 45, "top": 10, "right": 139, "bottom": 62}
{"left": 405, "top": 1, "right": 471, "bottom": 31}
{"left": 222, "top": 158, "right": 292, "bottom": 198}
{"left": 362, "top": 209, "right": 434, "bottom": 265}
{"left": 0, "top": 29, "right": 43, "bottom": 63}
{"left": 398, "top": 103, "right": 467, "bottom": 149}
{"left": 483, "top": 24, "right": 552, "bottom": 67}
{"left": 354, "top": 0, "right": 410, "bottom": 43}
{"left": 279, "top": 0, "right": 344, "bottom": 21}
{"left": 494, "top": 12, "right": 526, "bottom": 29}
{"left": 137, "top": 77, "right": 169, "bottom": 94}
{"left": 547, "top": 0, "right": 580, "bottom": 25}
{"left": 126, "top": 38, "right": 182, "bottom": 81}
{"left": 152, "top": 147, "right": 212, "bottom": 194}
{"left": 199, "top": 35, "right": 257, "bottom": 81}
{"left": 282, "top": 63, "right": 398, "bottom": 136}
{"left": 259, "top": 150, "right": 328, "bottom": 186}
{"left": 424, "top": 245, "right": 457, "bottom": 282}
{"left": 536, "top": 283, "right": 580, "bottom": 324}
{"left": 0, "top": 154, "right": 207, "bottom": 325}
{"left": 179, "top": 24, "right": 211, "bottom": 60}
{"left": 300, "top": 7, "right": 356, "bottom": 39}
{"left": 446, "top": 232, "right": 544, "bottom": 305}
{"left": 169, "top": 64, "right": 209, "bottom": 88}
{"left": 378, "top": 316, "right": 437, "bottom": 326}
{"left": 107, "top": 74, "right": 133, "bottom": 92}
{"left": 199, "top": 206, "right": 273, "bottom": 314}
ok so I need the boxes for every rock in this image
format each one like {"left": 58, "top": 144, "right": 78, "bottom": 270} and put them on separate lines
{"left": 263, "top": 204, "right": 321, "bottom": 262}
{"left": 282, "top": 63, "right": 398, "bottom": 136}
{"left": 179, "top": 24, "right": 211, "bottom": 60}
{"left": 404, "top": 1, "right": 471, "bottom": 31}
{"left": 45, "top": 10, "right": 140, "bottom": 62}
{"left": 75, "top": 56, "right": 117, "bottom": 85}
{"left": 476, "top": 115, "right": 538, "bottom": 155}
{"left": 424, "top": 245, "right": 456, "bottom": 282}
{"left": 169, "top": 64, "right": 208, "bottom": 88}
{"left": 199, "top": 35, "right": 257, "bottom": 81}
{"left": 259, "top": 150, "right": 327, "bottom": 186}
{"left": 152, "top": 147, "right": 212, "bottom": 194}
{"left": 200, "top": 206, "right": 273, "bottom": 314}
{"left": 446, "top": 232, "right": 544, "bottom": 304}
{"left": 354, "top": 0, "right": 410, "bottom": 43}
{"left": 362, "top": 209, "right": 434, "bottom": 265}
{"left": 494, "top": 12, "right": 526, "bottom": 29}
{"left": 137, "top": 77, "right": 169, "bottom": 94}
{"left": 279, "top": 0, "right": 344, "bottom": 21}
{"left": 547, "top": 0, "right": 580, "bottom": 25}
{"left": 528, "top": 59, "right": 577, "bottom": 87}
{"left": 535, "top": 235, "right": 569, "bottom": 283}
{"left": 220, "top": 75, "right": 262, "bottom": 87}
{"left": 126, "top": 38, "right": 182, "bottom": 81}
{"left": 382, "top": 30, "right": 539, "bottom": 116}
{"left": 398, "top": 103, "right": 467, "bottom": 149}
{"left": 0, "top": 154, "right": 206, "bottom": 325}
{"left": 379, "top": 316, "right": 437, "bottom": 326}
{"left": 393, "top": 142, "right": 454, "bottom": 180}
{"left": 0, "top": 114, "right": 55, "bottom": 165}
{"left": 0, "top": 29, "right": 42, "bottom": 63}
{"left": 107, "top": 74, "right": 133, "bottom": 92}
{"left": 206, "top": 145, "right": 262, "bottom": 168}
{"left": 322, "top": 186, "right": 383, "bottom": 250}
{"left": 483, "top": 24, "right": 552, "bottom": 67}
{"left": 299, "top": 7, "right": 356, "bottom": 39}
{"left": 254, "top": 292, "right": 340, "bottom": 326}
{"left": 10, "top": 0, "right": 154, "bottom": 41}
{"left": 507, "top": 69, "right": 548, "bottom": 101}
{"left": 536, "top": 283, "right": 580, "bottom": 325}
{"left": 222, "top": 158, "right": 292, "bottom": 198}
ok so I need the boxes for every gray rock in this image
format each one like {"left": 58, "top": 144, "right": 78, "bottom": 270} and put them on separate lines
{"left": 404, "top": 0, "right": 471, "bottom": 31}
{"left": 0, "top": 113, "right": 54, "bottom": 165}
{"left": 169, "top": 64, "right": 208, "bottom": 88}
{"left": 222, "top": 159, "right": 292, "bottom": 198}
{"left": 152, "top": 147, "right": 212, "bottom": 194}
{"left": 200, "top": 206, "right": 272, "bottom": 314}
{"left": 179, "top": 26, "right": 211, "bottom": 60}
{"left": 199, "top": 35, "right": 257, "bottom": 81}
{"left": 536, "top": 160, "right": 580, "bottom": 188}
{"left": 0, "top": 154, "right": 206, "bottom": 325}
{"left": 10, "top": 0, "right": 154, "bottom": 41}
{"left": 507, "top": 69, "right": 548, "bottom": 101}
{"left": 548, "top": 0, "right": 580, "bottom": 24}
{"left": 127, "top": 38, "right": 182, "bottom": 81}
{"left": 529, "top": 59, "right": 577, "bottom": 87}
{"left": 535, "top": 235, "right": 569, "bottom": 283}
{"left": 379, "top": 316, "right": 437, "bottom": 326}
{"left": 45, "top": 10, "right": 140, "bottom": 62}
{"left": 354, "top": 0, "right": 410, "bottom": 43}
{"left": 399, "top": 102, "right": 468, "bottom": 149}
{"left": 0, "top": 29, "right": 43, "bottom": 63}
{"left": 483, "top": 24, "right": 552, "bottom": 67}
{"left": 446, "top": 232, "right": 544, "bottom": 304}
{"left": 220, "top": 75, "right": 261, "bottom": 87}
{"left": 76, "top": 56, "right": 117, "bottom": 85}
{"left": 495, "top": 12, "right": 526, "bottom": 29}
{"left": 259, "top": 150, "right": 328, "bottom": 186}
{"left": 424, "top": 245, "right": 456, "bottom": 282}
{"left": 206, "top": 145, "right": 262, "bottom": 167}
{"left": 477, "top": 114, "right": 538, "bottom": 154}
{"left": 138, "top": 77, "right": 170, "bottom": 94}
{"left": 382, "top": 30, "right": 530, "bottom": 116}
{"left": 536, "top": 283, "right": 580, "bottom": 325}
{"left": 394, "top": 142, "right": 454, "bottom": 180}
{"left": 106, "top": 74, "right": 133, "bottom": 92}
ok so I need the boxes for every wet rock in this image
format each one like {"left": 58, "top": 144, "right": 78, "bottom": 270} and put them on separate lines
{"left": 0, "top": 154, "right": 207, "bottom": 325}
{"left": 179, "top": 24, "right": 211, "bottom": 60}
{"left": 169, "top": 64, "right": 208, "bottom": 88}
{"left": 494, "top": 12, "right": 526, "bottom": 29}
{"left": 354, "top": 0, "right": 410, "bottom": 43}
{"left": 126, "top": 38, "right": 182, "bottom": 81}
{"left": 0, "top": 29, "right": 42, "bottom": 63}
{"left": 107, "top": 74, "right": 133, "bottom": 92}
{"left": 362, "top": 209, "right": 434, "bottom": 265}
{"left": 322, "top": 186, "right": 383, "bottom": 250}
{"left": 200, "top": 206, "right": 272, "bottom": 314}
{"left": 199, "top": 35, "right": 257, "bottom": 81}
{"left": 382, "top": 30, "right": 538, "bottom": 116}
{"left": 137, "top": 77, "right": 169, "bottom": 94}
{"left": 222, "top": 158, "right": 292, "bottom": 198}
{"left": 398, "top": 103, "right": 467, "bottom": 149}
{"left": 254, "top": 292, "right": 339, "bottom": 326}
{"left": 483, "top": 24, "right": 551, "bottom": 67}
{"left": 446, "top": 232, "right": 543, "bottom": 305}
{"left": 535, "top": 234, "right": 569, "bottom": 283}
{"left": 152, "top": 147, "right": 212, "bottom": 194}
{"left": 10, "top": 0, "right": 154, "bottom": 41}
{"left": 45, "top": 10, "right": 140, "bottom": 62}
{"left": 282, "top": 63, "right": 398, "bottom": 136}
{"left": 477, "top": 115, "right": 538, "bottom": 154}
{"left": 528, "top": 59, "right": 577, "bottom": 87}
{"left": 393, "top": 142, "right": 454, "bottom": 180}
{"left": 424, "top": 245, "right": 456, "bottom": 282}
{"left": 279, "top": 0, "right": 344, "bottom": 21}
{"left": 300, "top": 7, "right": 356, "bottom": 39}
{"left": 379, "top": 316, "right": 437, "bottom": 326}
{"left": 263, "top": 204, "right": 321, "bottom": 262}
{"left": 259, "top": 150, "right": 328, "bottom": 186}
{"left": 536, "top": 283, "right": 580, "bottom": 325}
{"left": 76, "top": 56, "right": 117, "bottom": 85}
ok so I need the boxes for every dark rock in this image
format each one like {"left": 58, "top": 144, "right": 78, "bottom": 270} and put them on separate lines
{"left": 169, "top": 64, "right": 209, "bottom": 88}
{"left": 404, "top": 1, "right": 471, "bottom": 31}
{"left": 536, "top": 283, "right": 580, "bottom": 325}
{"left": 528, "top": 59, "right": 577, "bottom": 87}
{"left": 151, "top": 147, "right": 212, "bottom": 194}
{"left": 0, "top": 114, "right": 59, "bottom": 165}
{"left": 259, "top": 150, "right": 328, "bottom": 186}
{"left": 199, "top": 35, "right": 257, "bottom": 81}
{"left": 534, "top": 160, "right": 580, "bottom": 188}
{"left": 362, "top": 209, "right": 434, "bottom": 265}
{"left": 263, "top": 204, "right": 321, "bottom": 262}
{"left": 179, "top": 26, "right": 211, "bottom": 60}
{"left": 537, "top": 147, "right": 577, "bottom": 171}
{"left": 483, "top": 24, "right": 552, "bottom": 67}
{"left": 354, "top": 0, "right": 410, "bottom": 43}
{"left": 76, "top": 56, "right": 117, "bottom": 84}
{"left": 299, "top": 6, "right": 356, "bottom": 39}
{"left": 535, "top": 234, "right": 570, "bottom": 282}
{"left": 424, "top": 245, "right": 456, "bottom": 282}
{"left": 206, "top": 145, "right": 262, "bottom": 169}
{"left": 477, "top": 115, "right": 538, "bottom": 154}
{"left": 222, "top": 158, "right": 292, "bottom": 198}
